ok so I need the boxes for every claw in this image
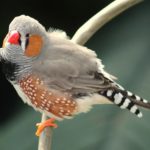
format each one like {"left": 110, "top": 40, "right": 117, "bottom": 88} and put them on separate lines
{"left": 36, "top": 118, "right": 58, "bottom": 136}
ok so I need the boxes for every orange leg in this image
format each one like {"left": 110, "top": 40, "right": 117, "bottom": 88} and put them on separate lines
{"left": 36, "top": 118, "right": 58, "bottom": 136}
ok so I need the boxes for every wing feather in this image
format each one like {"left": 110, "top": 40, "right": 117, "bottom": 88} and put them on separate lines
{"left": 33, "top": 31, "right": 116, "bottom": 94}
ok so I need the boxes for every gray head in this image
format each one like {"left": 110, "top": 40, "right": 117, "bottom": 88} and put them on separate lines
{"left": 1, "top": 15, "right": 48, "bottom": 81}
{"left": 9, "top": 15, "right": 46, "bottom": 37}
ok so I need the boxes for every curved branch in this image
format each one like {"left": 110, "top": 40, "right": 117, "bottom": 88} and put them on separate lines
{"left": 72, "top": 0, "right": 143, "bottom": 45}
{"left": 38, "top": 114, "right": 52, "bottom": 150}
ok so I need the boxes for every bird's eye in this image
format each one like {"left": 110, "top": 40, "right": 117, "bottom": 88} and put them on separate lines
{"left": 25, "top": 33, "right": 29, "bottom": 48}
{"left": 24, "top": 34, "right": 43, "bottom": 57}
{"left": 18, "top": 37, "right": 21, "bottom": 45}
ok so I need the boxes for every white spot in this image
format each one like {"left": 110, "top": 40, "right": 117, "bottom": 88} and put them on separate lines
{"left": 127, "top": 91, "right": 133, "bottom": 96}
{"left": 72, "top": 101, "right": 76, "bottom": 104}
{"left": 45, "top": 107, "right": 49, "bottom": 111}
{"left": 55, "top": 100, "right": 59, "bottom": 104}
{"left": 137, "top": 112, "right": 143, "bottom": 118}
{"left": 48, "top": 101, "right": 51, "bottom": 104}
{"left": 135, "top": 95, "right": 141, "bottom": 101}
{"left": 30, "top": 84, "right": 34, "bottom": 87}
{"left": 32, "top": 89, "right": 35, "bottom": 93}
{"left": 34, "top": 101, "right": 38, "bottom": 105}
{"left": 49, "top": 92, "right": 52, "bottom": 95}
{"left": 63, "top": 97, "right": 67, "bottom": 101}
{"left": 130, "top": 105, "right": 138, "bottom": 113}
{"left": 36, "top": 81, "right": 40, "bottom": 84}
{"left": 43, "top": 99, "right": 47, "bottom": 102}
{"left": 143, "top": 99, "right": 148, "bottom": 103}
{"left": 41, "top": 93, "right": 45, "bottom": 97}
{"left": 114, "top": 93, "right": 123, "bottom": 104}
{"left": 107, "top": 90, "right": 113, "bottom": 97}
{"left": 120, "top": 98, "right": 130, "bottom": 109}
{"left": 32, "top": 97, "right": 35, "bottom": 100}
{"left": 57, "top": 98, "right": 60, "bottom": 101}
{"left": 60, "top": 109, "right": 64, "bottom": 112}
{"left": 40, "top": 96, "right": 44, "bottom": 99}
{"left": 29, "top": 92, "right": 33, "bottom": 96}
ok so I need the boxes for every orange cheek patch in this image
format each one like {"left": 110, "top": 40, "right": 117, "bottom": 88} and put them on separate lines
{"left": 25, "top": 35, "right": 43, "bottom": 57}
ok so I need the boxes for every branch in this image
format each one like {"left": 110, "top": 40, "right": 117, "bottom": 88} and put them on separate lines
{"left": 38, "top": 0, "right": 142, "bottom": 150}
{"left": 72, "top": 0, "right": 143, "bottom": 45}
{"left": 38, "top": 114, "right": 53, "bottom": 150}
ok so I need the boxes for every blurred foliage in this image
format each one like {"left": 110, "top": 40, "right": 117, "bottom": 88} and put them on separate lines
{"left": 0, "top": 0, "right": 150, "bottom": 150}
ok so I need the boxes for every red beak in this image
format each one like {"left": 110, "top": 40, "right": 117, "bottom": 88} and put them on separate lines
{"left": 7, "top": 31, "right": 20, "bottom": 45}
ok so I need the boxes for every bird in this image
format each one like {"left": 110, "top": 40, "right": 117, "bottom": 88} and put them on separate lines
{"left": 1, "top": 15, "right": 150, "bottom": 136}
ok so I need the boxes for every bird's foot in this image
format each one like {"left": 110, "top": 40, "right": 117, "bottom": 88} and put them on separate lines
{"left": 36, "top": 118, "right": 58, "bottom": 136}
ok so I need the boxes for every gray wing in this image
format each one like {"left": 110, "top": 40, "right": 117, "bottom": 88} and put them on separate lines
{"left": 33, "top": 31, "right": 116, "bottom": 94}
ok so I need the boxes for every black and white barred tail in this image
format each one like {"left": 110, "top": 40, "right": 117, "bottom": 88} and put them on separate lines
{"left": 99, "top": 88, "right": 150, "bottom": 118}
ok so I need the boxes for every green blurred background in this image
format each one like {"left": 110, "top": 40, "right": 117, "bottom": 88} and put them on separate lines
{"left": 0, "top": 0, "right": 150, "bottom": 150}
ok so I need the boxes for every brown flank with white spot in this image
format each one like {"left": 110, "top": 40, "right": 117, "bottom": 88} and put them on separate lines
{"left": 19, "top": 75, "right": 77, "bottom": 118}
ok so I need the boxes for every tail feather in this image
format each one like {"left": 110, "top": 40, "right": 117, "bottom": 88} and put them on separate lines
{"left": 126, "top": 91, "right": 150, "bottom": 109}
{"left": 99, "top": 88, "right": 150, "bottom": 118}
